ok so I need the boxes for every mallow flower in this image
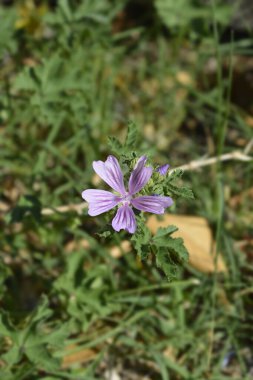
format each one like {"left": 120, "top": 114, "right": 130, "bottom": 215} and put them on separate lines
{"left": 82, "top": 155, "right": 173, "bottom": 234}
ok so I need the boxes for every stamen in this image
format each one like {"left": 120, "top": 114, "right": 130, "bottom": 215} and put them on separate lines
{"left": 121, "top": 193, "right": 132, "bottom": 205}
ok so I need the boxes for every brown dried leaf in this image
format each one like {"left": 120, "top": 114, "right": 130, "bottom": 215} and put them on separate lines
{"left": 62, "top": 346, "right": 96, "bottom": 368}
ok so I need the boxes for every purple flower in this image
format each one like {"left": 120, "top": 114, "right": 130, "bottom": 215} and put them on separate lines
{"left": 157, "top": 164, "right": 170, "bottom": 176}
{"left": 82, "top": 155, "right": 173, "bottom": 234}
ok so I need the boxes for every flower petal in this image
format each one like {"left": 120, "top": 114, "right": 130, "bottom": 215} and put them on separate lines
{"left": 156, "top": 164, "right": 170, "bottom": 176}
{"left": 154, "top": 195, "right": 173, "bottom": 207}
{"left": 112, "top": 204, "right": 136, "bottom": 233}
{"left": 82, "top": 189, "right": 120, "bottom": 216}
{"left": 131, "top": 195, "right": 173, "bottom": 214}
{"left": 128, "top": 155, "right": 152, "bottom": 195}
{"left": 93, "top": 155, "right": 126, "bottom": 194}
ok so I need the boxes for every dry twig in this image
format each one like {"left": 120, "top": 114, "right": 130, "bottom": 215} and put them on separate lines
{"left": 41, "top": 203, "right": 87, "bottom": 216}
{"left": 175, "top": 150, "right": 252, "bottom": 173}
{"left": 244, "top": 138, "right": 253, "bottom": 155}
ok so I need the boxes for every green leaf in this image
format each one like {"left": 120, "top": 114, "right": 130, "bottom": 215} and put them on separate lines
{"left": 44, "top": 323, "right": 70, "bottom": 348}
{"left": 96, "top": 230, "right": 112, "bottom": 238}
{"left": 125, "top": 121, "right": 139, "bottom": 149}
{"left": 155, "top": 0, "right": 200, "bottom": 29}
{"left": 29, "top": 295, "right": 52, "bottom": 325}
{"left": 58, "top": 0, "right": 73, "bottom": 21}
{"left": 158, "top": 168, "right": 194, "bottom": 200}
{"left": 153, "top": 226, "right": 178, "bottom": 243}
{"left": 131, "top": 217, "right": 151, "bottom": 260}
{"left": 108, "top": 137, "right": 123, "bottom": 154}
{"left": 155, "top": 248, "right": 175, "bottom": 279}
{"left": 108, "top": 121, "right": 140, "bottom": 157}
{"left": 2, "top": 346, "right": 21, "bottom": 366}
{"left": 0, "top": 369, "right": 16, "bottom": 380}
{"left": 167, "top": 184, "right": 194, "bottom": 199}
{"left": 169, "top": 237, "right": 188, "bottom": 262}
{"left": 0, "top": 313, "right": 16, "bottom": 339}
{"left": 155, "top": 0, "right": 232, "bottom": 30}
{"left": 153, "top": 228, "right": 189, "bottom": 279}
{"left": 25, "top": 344, "right": 60, "bottom": 371}
{"left": 168, "top": 169, "right": 184, "bottom": 181}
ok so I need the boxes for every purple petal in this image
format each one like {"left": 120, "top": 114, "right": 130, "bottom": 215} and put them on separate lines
{"left": 156, "top": 164, "right": 170, "bottom": 176}
{"left": 128, "top": 156, "right": 152, "bottom": 195}
{"left": 134, "top": 155, "right": 147, "bottom": 169}
{"left": 93, "top": 155, "right": 126, "bottom": 195}
{"left": 154, "top": 195, "right": 173, "bottom": 207}
{"left": 82, "top": 189, "right": 120, "bottom": 216}
{"left": 131, "top": 195, "right": 173, "bottom": 214}
{"left": 112, "top": 204, "right": 136, "bottom": 233}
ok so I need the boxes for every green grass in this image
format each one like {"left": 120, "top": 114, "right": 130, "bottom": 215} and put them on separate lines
{"left": 0, "top": 0, "right": 253, "bottom": 379}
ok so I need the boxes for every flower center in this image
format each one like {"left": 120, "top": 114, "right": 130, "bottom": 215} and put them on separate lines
{"left": 121, "top": 193, "right": 132, "bottom": 205}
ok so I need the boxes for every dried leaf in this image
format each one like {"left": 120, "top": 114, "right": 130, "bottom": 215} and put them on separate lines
{"left": 62, "top": 346, "right": 96, "bottom": 368}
